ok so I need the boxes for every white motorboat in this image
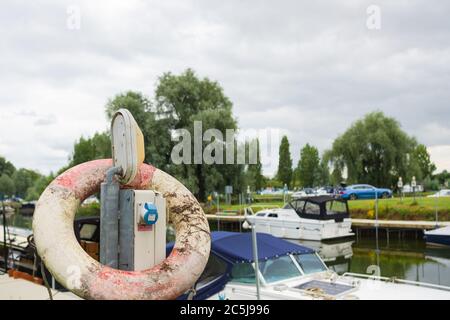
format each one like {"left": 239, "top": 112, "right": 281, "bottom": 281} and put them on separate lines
{"left": 243, "top": 196, "right": 354, "bottom": 241}
{"left": 169, "top": 232, "right": 450, "bottom": 300}
{"left": 424, "top": 226, "right": 450, "bottom": 246}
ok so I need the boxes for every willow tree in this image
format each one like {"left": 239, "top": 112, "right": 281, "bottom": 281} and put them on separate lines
{"left": 327, "top": 112, "right": 421, "bottom": 188}
{"left": 105, "top": 70, "right": 242, "bottom": 201}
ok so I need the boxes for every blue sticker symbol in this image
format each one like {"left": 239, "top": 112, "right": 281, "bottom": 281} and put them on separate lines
{"left": 143, "top": 202, "right": 158, "bottom": 225}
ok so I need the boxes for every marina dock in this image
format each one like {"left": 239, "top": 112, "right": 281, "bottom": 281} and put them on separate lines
{"left": 0, "top": 273, "right": 80, "bottom": 300}
{"left": 351, "top": 219, "right": 450, "bottom": 230}
{"left": 206, "top": 214, "right": 450, "bottom": 231}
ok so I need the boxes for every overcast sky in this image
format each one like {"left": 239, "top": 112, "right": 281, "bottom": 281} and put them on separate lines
{"left": 1, "top": 0, "right": 449, "bottom": 177}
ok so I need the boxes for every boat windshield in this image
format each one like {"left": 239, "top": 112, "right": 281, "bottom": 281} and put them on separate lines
{"left": 326, "top": 201, "right": 347, "bottom": 215}
{"left": 230, "top": 255, "right": 302, "bottom": 284}
{"left": 258, "top": 255, "right": 302, "bottom": 283}
{"left": 294, "top": 253, "right": 327, "bottom": 275}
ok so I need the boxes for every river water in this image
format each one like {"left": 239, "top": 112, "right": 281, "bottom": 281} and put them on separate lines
{"left": 295, "top": 237, "right": 450, "bottom": 287}
{"left": 4, "top": 214, "right": 450, "bottom": 287}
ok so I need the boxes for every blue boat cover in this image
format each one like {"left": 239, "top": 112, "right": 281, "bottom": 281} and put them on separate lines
{"left": 166, "top": 231, "right": 314, "bottom": 263}
{"left": 166, "top": 231, "right": 315, "bottom": 300}
{"left": 210, "top": 231, "right": 314, "bottom": 263}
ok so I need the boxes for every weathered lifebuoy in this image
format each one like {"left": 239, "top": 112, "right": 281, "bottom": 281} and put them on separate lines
{"left": 32, "top": 159, "right": 210, "bottom": 300}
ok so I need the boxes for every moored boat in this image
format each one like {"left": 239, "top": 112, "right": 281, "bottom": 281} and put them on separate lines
{"left": 171, "top": 231, "right": 450, "bottom": 300}
{"left": 424, "top": 226, "right": 450, "bottom": 247}
{"left": 243, "top": 196, "right": 354, "bottom": 241}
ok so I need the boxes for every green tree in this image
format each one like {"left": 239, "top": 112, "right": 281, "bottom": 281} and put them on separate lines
{"left": 323, "top": 149, "right": 344, "bottom": 186}
{"left": 0, "top": 156, "right": 16, "bottom": 176}
{"left": 246, "top": 139, "right": 264, "bottom": 191}
{"left": 412, "top": 144, "right": 436, "bottom": 179}
{"left": 296, "top": 143, "right": 320, "bottom": 187}
{"left": 267, "top": 177, "right": 283, "bottom": 189}
{"left": 328, "top": 111, "right": 419, "bottom": 187}
{"left": 0, "top": 174, "right": 15, "bottom": 197}
{"left": 317, "top": 159, "right": 331, "bottom": 186}
{"left": 277, "top": 136, "right": 293, "bottom": 188}
{"left": 12, "top": 169, "right": 42, "bottom": 199}
{"left": 69, "top": 132, "right": 112, "bottom": 167}
{"left": 423, "top": 176, "right": 440, "bottom": 191}
{"left": 106, "top": 91, "right": 152, "bottom": 123}
{"left": 25, "top": 174, "right": 55, "bottom": 201}
{"left": 435, "top": 170, "right": 450, "bottom": 187}
{"left": 105, "top": 91, "right": 171, "bottom": 172}
{"left": 105, "top": 69, "right": 241, "bottom": 201}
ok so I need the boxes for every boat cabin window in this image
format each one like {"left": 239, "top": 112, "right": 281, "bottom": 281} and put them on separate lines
{"left": 303, "top": 202, "right": 320, "bottom": 215}
{"left": 286, "top": 200, "right": 305, "bottom": 212}
{"left": 294, "top": 253, "right": 327, "bottom": 275}
{"left": 195, "top": 254, "right": 228, "bottom": 289}
{"left": 258, "top": 255, "right": 302, "bottom": 284}
{"left": 326, "top": 201, "right": 347, "bottom": 215}
{"left": 267, "top": 213, "right": 278, "bottom": 218}
{"left": 256, "top": 213, "right": 266, "bottom": 217}
{"left": 231, "top": 262, "right": 256, "bottom": 284}
{"left": 79, "top": 224, "right": 97, "bottom": 241}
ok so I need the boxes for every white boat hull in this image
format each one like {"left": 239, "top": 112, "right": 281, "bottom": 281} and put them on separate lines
{"left": 246, "top": 215, "right": 354, "bottom": 241}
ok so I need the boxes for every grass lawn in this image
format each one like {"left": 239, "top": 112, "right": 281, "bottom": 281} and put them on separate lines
{"left": 348, "top": 196, "right": 450, "bottom": 220}
{"left": 77, "top": 194, "right": 450, "bottom": 221}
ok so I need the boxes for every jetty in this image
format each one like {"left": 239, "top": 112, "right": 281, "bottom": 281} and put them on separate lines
{"left": 206, "top": 214, "right": 450, "bottom": 231}
{"left": 0, "top": 273, "right": 79, "bottom": 300}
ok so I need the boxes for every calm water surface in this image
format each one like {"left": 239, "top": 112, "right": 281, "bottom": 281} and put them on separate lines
{"left": 296, "top": 237, "right": 450, "bottom": 287}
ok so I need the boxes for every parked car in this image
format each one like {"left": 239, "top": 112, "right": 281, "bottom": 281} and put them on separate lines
{"left": 316, "top": 187, "right": 333, "bottom": 196}
{"left": 339, "top": 184, "right": 392, "bottom": 200}
{"left": 82, "top": 195, "right": 100, "bottom": 206}
{"left": 427, "top": 190, "right": 450, "bottom": 198}
{"left": 4, "top": 196, "right": 24, "bottom": 203}
{"left": 292, "top": 188, "right": 316, "bottom": 199}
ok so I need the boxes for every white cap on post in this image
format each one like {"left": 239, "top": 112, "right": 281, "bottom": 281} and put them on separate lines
{"left": 111, "top": 109, "right": 145, "bottom": 184}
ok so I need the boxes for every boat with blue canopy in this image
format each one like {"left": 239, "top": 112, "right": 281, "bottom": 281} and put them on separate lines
{"left": 168, "top": 231, "right": 450, "bottom": 300}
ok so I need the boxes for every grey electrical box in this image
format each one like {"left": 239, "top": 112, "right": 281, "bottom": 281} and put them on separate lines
{"left": 118, "top": 189, "right": 166, "bottom": 271}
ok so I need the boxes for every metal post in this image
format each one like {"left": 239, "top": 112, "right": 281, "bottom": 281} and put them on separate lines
{"left": 239, "top": 193, "right": 242, "bottom": 214}
{"left": 1, "top": 195, "right": 8, "bottom": 273}
{"left": 217, "top": 194, "right": 219, "bottom": 214}
{"left": 243, "top": 208, "right": 261, "bottom": 300}
{"left": 118, "top": 189, "right": 134, "bottom": 271}
{"left": 435, "top": 189, "right": 439, "bottom": 228}
{"left": 100, "top": 166, "right": 122, "bottom": 268}
{"left": 251, "top": 224, "right": 261, "bottom": 300}
{"left": 374, "top": 188, "right": 380, "bottom": 267}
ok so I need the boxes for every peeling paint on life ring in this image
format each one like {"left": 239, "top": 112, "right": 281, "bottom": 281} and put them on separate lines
{"left": 32, "top": 159, "right": 211, "bottom": 300}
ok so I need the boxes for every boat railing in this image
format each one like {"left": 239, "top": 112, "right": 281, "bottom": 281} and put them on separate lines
{"left": 342, "top": 272, "right": 450, "bottom": 292}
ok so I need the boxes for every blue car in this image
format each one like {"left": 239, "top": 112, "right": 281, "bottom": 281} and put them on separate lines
{"left": 340, "top": 184, "right": 392, "bottom": 200}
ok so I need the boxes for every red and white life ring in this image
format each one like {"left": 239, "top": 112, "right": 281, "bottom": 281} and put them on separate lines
{"left": 32, "top": 159, "right": 210, "bottom": 300}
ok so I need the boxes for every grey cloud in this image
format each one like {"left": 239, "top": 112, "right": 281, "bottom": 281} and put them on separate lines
{"left": 34, "top": 114, "right": 57, "bottom": 126}
{"left": 0, "top": 0, "right": 449, "bottom": 174}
